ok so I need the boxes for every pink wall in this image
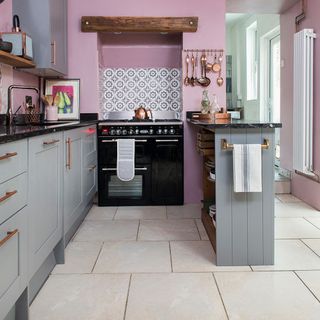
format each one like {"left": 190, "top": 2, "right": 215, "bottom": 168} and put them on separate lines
{"left": 281, "top": 0, "right": 320, "bottom": 209}
{"left": 68, "top": 0, "right": 226, "bottom": 203}
{"left": 1, "top": 0, "right": 226, "bottom": 204}
{"left": 0, "top": 0, "right": 39, "bottom": 113}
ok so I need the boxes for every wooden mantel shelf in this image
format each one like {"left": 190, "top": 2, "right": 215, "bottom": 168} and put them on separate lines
{"left": 81, "top": 16, "right": 198, "bottom": 33}
{"left": 0, "top": 50, "right": 35, "bottom": 68}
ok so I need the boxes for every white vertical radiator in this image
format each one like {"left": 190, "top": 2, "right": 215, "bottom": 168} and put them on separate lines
{"left": 293, "top": 29, "right": 316, "bottom": 174}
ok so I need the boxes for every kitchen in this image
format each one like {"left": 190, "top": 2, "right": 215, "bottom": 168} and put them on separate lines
{"left": 1, "top": 0, "right": 320, "bottom": 320}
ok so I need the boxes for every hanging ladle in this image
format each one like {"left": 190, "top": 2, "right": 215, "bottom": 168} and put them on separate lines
{"left": 197, "top": 53, "right": 211, "bottom": 87}
{"left": 184, "top": 53, "right": 191, "bottom": 86}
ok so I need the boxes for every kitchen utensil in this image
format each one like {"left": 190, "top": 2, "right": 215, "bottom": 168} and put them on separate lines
{"left": 218, "top": 51, "right": 223, "bottom": 64}
{"left": 194, "top": 52, "right": 200, "bottom": 85}
{"left": 184, "top": 53, "right": 190, "bottom": 86}
{"left": 190, "top": 53, "right": 195, "bottom": 86}
{"left": 212, "top": 53, "right": 221, "bottom": 73}
{"left": 197, "top": 53, "right": 211, "bottom": 87}
{"left": 0, "top": 38, "right": 12, "bottom": 53}
{"left": 46, "top": 95, "right": 54, "bottom": 106}
{"left": 54, "top": 94, "right": 60, "bottom": 106}
{"left": 134, "top": 106, "right": 151, "bottom": 120}
{"left": 217, "top": 70, "right": 224, "bottom": 87}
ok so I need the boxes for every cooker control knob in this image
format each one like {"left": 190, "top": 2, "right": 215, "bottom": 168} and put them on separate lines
{"left": 116, "top": 129, "right": 121, "bottom": 135}
{"left": 149, "top": 129, "right": 154, "bottom": 135}
{"left": 129, "top": 129, "right": 134, "bottom": 135}
{"left": 169, "top": 128, "right": 175, "bottom": 135}
{"left": 122, "top": 129, "right": 127, "bottom": 135}
{"left": 163, "top": 129, "right": 168, "bottom": 135}
{"left": 110, "top": 129, "right": 116, "bottom": 136}
{"left": 135, "top": 129, "right": 140, "bottom": 135}
{"left": 157, "top": 129, "right": 162, "bottom": 135}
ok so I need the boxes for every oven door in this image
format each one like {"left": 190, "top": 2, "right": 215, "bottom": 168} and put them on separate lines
{"left": 98, "top": 165, "right": 152, "bottom": 206}
{"left": 98, "top": 138, "right": 152, "bottom": 166}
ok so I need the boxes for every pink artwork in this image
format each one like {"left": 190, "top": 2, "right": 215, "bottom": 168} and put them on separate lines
{"left": 52, "top": 85, "right": 74, "bottom": 114}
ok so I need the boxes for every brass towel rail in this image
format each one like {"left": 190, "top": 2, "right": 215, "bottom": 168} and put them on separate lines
{"left": 221, "top": 139, "right": 270, "bottom": 151}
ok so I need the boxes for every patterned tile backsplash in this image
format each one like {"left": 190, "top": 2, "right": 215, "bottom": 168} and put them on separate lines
{"left": 99, "top": 68, "right": 182, "bottom": 119}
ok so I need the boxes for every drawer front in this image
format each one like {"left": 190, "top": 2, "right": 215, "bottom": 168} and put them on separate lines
{"left": 0, "top": 208, "right": 27, "bottom": 320}
{"left": 82, "top": 125, "right": 97, "bottom": 158}
{"left": 0, "top": 173, "right": 27, "bottom": 225}
{"left": 0, "top": 140, "right": 27, "bottom": 184}
{"left": 29, "top": 132, "right": 62, "bottom": 153}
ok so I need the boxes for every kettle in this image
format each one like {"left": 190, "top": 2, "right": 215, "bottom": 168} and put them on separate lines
{"left": 134, "top": 106, "right": 152, "bottom": 120}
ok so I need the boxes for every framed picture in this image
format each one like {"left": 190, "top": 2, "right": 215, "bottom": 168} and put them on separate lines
{"left": 44, "top": 79, "right": 80, "bottom": 120}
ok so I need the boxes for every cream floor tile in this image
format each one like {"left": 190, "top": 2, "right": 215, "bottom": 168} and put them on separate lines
{"left": 73, "top": 220, "right": 139, "bottom": 242}
{"left": 302, "top": 239, "right": 320, "bottom": 256}
{"left": 93, "top": 241, "right": 171, "bottom": 273}
{"left": 52, "top": 242, "right": 102, "bottom": 274}
{"left": 305, "top": 217, "right": 320, "bottom": 229}
{"left": 276, "top": 194, "right": 302, "bottom": 203}
{"left": 275, "top": 202, "right": 320, "bottom": 218}
{"left": 126, "top": 273, "right": 227, "bottom": 320}
{"left": 195, "top": 219, "right": 209, "bottom": 240}
{"left": 171, "top": 241, "right": 251, "bottom": 272}
{"left": 215, "top": 271, "right": 320, "bottom": 320}
{"left": 296, "top": 271, "right": 320, "bottom": 301}
{"left": 275, "top": 217, "right": 320, "bottom": 239}
{"left": 252, "top": 240, "right": 320, "bottom": 271}
{"left": 85, "top": 205, "right": 117, "bottom": 220}
{"left": 30, "top": 274, "right": 130, "bottom": 320}
{"left": 114, "top": 206, "right": 166, "bottom": 220}
{"left": 138, "top": 219, "right": 200, "bottom": 241}
{"left": 167, "top": 203, "right": 201, "bottom": 219}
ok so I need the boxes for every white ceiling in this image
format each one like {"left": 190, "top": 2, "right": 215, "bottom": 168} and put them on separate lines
{"left": 227, "top": 0, "right": 300, "bottom": 14}
{"left": 226, "top": 13, "right": 250, "bottom": 27}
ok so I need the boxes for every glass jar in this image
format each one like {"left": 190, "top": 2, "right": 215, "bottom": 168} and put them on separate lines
{"left": 212, "top": 94, "right": 220, "bottom": 113}
{"left": 201, "top": 90, "right": 211, "bottom": 114}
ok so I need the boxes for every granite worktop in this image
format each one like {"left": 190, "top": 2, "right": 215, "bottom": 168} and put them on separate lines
{"left": 0, "top": 119, "right": 99, "bottom": 144}
{"left": 186, "top": 112, "right": 282, "bottom": 129}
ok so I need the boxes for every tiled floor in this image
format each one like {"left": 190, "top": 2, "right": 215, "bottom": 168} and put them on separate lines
{"left": 30, "top": 197, "right": 320, "bottom": 320}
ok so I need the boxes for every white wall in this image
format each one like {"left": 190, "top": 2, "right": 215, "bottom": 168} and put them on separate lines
{"left": 226, "top": 14, "right": 280, "bottom": 120}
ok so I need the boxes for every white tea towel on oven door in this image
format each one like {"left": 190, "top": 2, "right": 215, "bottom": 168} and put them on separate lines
{"left": 233, "top": 144, "right": 262, "bottom": 193}
{"left": 117, "top": 139, "right": 135, "bottom": 181}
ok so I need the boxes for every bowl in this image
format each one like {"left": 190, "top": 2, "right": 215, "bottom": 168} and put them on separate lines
{"left": 0, "top": 39, "right": 12, "bottom": 53}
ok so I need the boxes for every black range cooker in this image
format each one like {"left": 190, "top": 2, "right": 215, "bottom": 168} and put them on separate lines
{"left": 98, "top": 117, "right": 184, "bottom": 206}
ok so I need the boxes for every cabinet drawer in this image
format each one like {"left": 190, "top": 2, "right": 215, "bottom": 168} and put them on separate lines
{"left": 0, "top": 208, "right": 27, "bottom": 320}
{"left": 29, "top": 132, "right": 62, "bottom": 152}
{"left": 83, "top": 158, "right": 97, "bottom": 203}
{"left": 82, "top": 126, "right": 97, "bottom": 157}
{"left": 0, "top": 173, "right": 27, "bottom": 225}
{"left": 0, "top": 140, "right": 27, "bottom": 184}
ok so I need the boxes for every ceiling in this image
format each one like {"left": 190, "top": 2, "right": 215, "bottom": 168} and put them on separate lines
{"left": 226, "top": 13, "right": 250, "bottom": 27}
{"left": 227, "top": 0, "right": 300, "bottom": 14}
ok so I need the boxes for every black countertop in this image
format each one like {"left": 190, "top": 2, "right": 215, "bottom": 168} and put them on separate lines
{"left": 0, "top": 120, "right": 99, "bottom": 145}
{"left": 186, "top": 112, "right": 282, "bottom": 129}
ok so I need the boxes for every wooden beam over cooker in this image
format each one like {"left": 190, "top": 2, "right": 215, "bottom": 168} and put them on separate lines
{"left": 81, "top": 16, "right": 198, "bottom": 33}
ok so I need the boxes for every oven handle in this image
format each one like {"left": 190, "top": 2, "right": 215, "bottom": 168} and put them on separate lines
{"left": 101, "top": 139, "right": 148, "bottom": 143}
{"left": 155, "top": 139, "right": 180, "bottom": 143}
{"left": 102, "top": 167, "right": 148, "bottom": 171}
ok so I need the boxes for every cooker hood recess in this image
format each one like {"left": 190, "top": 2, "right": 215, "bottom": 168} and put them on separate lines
{"left": 81, "top": 16, "right": 198, "bottom": 33}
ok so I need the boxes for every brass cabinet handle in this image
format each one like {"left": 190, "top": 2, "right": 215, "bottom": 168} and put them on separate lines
{"left": 221, "top": 138, "right": 270, "bottom": 150}
{"left": 43, "top": 139, "right": 60, "bottom": 146}
{"left": 0, "top": 152, "right": 18, "bottom": 161}
{"left": 0, "top": 190, "right": 17, "bottom": 203}
{"left": 66, "top": 138, "right": 72, "bottom": 170}
{"left": 89, "top": 164, "right": 96, "bottom": 171}
{"left": 51, "top": 40, "right": 56, "bottom": 65}
{"left": 0, "top": 229, "right": 18, "bottom": 248}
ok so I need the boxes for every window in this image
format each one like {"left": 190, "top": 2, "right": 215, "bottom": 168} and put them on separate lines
{"left": 246, "top": 21, "right": 258, "bottom": 100}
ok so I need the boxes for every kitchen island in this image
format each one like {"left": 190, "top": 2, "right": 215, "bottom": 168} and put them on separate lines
{"left": 187, "top": 112, "right": 282, "bottom": 266}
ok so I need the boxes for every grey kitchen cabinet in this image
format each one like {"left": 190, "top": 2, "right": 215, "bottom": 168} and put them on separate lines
{"left": 13, "top": 0, "right": 68, "bottom": 76}
{"left": 82, "top": 126, "right": 97, "bottom": 205}
{"left": 63, "top": 128, "right": 83, "bottom": 234}
{"left": 64, "top": 125, "right": 97, "bottom": 241}
{"left": 28, "top": 132, "right": 63, "bottom": 277}
{"left": 0, "top": 207, "right": 28, "bottom": 320}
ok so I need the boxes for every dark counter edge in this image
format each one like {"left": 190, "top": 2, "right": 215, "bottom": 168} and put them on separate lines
{"left": 0, "top": 113, "right": 99, "bottom": 145}
{"left": 186, "top": 111, "right": 282, "bottom": 129}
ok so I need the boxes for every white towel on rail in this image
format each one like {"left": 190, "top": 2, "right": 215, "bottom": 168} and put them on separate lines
{"left": 117, "top": 139, "right": 135, "bottom": 181}
{"left": 233, "top": 144, "right": 262, "bottom": 193}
